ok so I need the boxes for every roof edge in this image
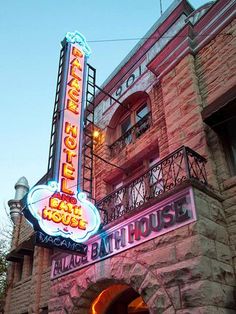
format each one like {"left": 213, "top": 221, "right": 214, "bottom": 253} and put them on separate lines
{"left": 99, "top": 0, "right": 194, "bottom": 90}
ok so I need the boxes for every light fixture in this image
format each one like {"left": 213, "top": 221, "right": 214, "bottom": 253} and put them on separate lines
{"left": 93, "top": 130, "right": 100, "bottom": 139}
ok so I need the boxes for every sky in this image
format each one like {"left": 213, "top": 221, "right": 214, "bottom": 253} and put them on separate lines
{"left": 0, "top": 0, "right": 210, "bottom": 226}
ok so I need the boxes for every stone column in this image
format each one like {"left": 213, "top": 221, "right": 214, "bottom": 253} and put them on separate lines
{"left": 8, "top": 176, "right": 29, "bottom": 225}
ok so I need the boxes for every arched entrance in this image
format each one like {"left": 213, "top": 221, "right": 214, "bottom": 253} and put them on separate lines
{"left": 89, "top": 283, "right": 149, "bottom": 314}
{"left": 65, "top": 256, "right": 175, "bottom": 313}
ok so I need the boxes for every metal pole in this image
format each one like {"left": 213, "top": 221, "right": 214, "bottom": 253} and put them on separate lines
{"left": 160, "top": 0, "right": 163, "bottom": 16}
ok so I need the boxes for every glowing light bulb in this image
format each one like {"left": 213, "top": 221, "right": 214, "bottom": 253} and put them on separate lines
{"left": 93, "top": 130, "right": 100, "bottom": 138}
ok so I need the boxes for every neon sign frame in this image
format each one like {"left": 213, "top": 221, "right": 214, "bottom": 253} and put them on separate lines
{"left": 24, "top": 32, "right": 100, "bottom": 245}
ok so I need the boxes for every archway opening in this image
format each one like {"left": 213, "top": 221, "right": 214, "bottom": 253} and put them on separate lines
{"left": 89, "top": 283, "right": 149, "bottom": 314}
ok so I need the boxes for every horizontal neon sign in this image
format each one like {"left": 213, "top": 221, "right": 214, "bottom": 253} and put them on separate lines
{"left": 51, "top": 188, "right": 196, "bottom": 278}
{"left": 27, "top": 182, "right": 100, "bottom": 243}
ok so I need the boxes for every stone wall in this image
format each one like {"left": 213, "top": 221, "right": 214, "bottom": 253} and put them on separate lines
{"left": 8, "top": 277, "right": 32, "bottom": 313}
{"left": 49, "top": 189, "right": 235, "bottom": 313}
{"left": 196, "top": 19, "right": 236, "bottom": 108}
{"left": 10, "top": 217, "right": 34, "bottom": 252}
{"left": 222, "top": 177, "right": 236, "bottom": 274}
{"left": 5, "top": 4, "right": 236, "bottom": 314}
{"left": 18, "top": 217, "right": 34, "bottom": 245}
{"left": 4, "top": 247, "right": 52, "bottom": 314}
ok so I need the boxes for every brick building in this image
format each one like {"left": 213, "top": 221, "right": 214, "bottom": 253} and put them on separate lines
{"left": 5, "top": 0, "right": 236, "bottom": 313}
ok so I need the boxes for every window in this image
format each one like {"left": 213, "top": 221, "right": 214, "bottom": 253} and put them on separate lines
{"left": 108, "top": 155, "right": 160, "bottom": 212}
{"left": 108, "top": 92, "right": 151, "bottom": 156}
{"left": 118, "top": 103, "right": 150, "bottom": 143}
{"left": 136, "top": 103, "right": 149, "bottom": 122}
{"left": 222, "top": 117, "right": 236, "bottom": 175}
{"left": 121, "top": 116, "right": 131, "bottom": 134}
{"left": 113, "top": 181, "right": 126, "bottom": 216}
{"left": 204, "top": 100, "right": 236, "bottom": 176}
{"left": 128, "top": 164, "right": 147, "bottom": 208}
{"left": 149, "top": 157, "right": 163, "bottom": 197}
{"left": 120, "top": 116, "right": 132, "bottom": 144}
{"left": 104, "top": 180, "right": 126, "bottom": 221}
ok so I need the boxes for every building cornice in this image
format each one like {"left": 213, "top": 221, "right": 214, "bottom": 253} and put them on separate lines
{"left": 147, "top": 0, "right": 236, "bottom": 78}
{"left": 95, "top": 0, "right": 194, "bottom": 105}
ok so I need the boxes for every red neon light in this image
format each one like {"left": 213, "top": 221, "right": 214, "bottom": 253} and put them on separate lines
{"left": 60, "top": 45, "right": 85, "bottom": 196}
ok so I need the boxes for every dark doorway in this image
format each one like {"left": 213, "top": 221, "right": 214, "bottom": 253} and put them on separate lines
{"left": 90, "top": 284, "right": 149, "bottom": 314}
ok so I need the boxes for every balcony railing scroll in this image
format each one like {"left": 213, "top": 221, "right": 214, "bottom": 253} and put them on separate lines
{"left": 97, "top": 146, "right": 207, "bottom": 226}
{"left": 109, "top": 112, "right": 151, "bottom": 157}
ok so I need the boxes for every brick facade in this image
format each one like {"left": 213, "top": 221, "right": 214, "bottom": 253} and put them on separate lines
{"left": 5, "top": 0, "right": 236, "bottom": 313}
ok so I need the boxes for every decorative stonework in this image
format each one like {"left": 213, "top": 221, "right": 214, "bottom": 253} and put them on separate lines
{"left": 62, "top": 255, "right": 175, "bottom": 314}
{"left": 49, "top": 188, "right": 236, "bottom": 313}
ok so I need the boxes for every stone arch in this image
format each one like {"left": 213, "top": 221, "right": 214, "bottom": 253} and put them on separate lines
{"left": 65, "top": 255, "right": 176, "bottom": 314}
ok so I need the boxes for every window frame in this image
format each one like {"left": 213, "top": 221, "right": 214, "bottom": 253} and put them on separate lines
{"left": 218, "top": 116, "right": 236, "bottom": 176}
{"left": 107, "top": 153, "right": 160, "bottom": 211}
{"left": 118, "top": 102, "right": 150, "bottom": 139}
{"left": 204, "top": 99, "right": 236, "bottom": 178}
{"left": 135, "top": 103, "right": 149, "bottom": 123}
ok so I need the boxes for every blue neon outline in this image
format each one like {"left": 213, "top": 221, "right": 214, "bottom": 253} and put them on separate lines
{"left": 65, "top": 31, "right": 91, "bottom": 57}
{"left": 77, "top": 52, "right": 88, "bottom": 192}
{"left": 27, "top": 182, "right": 100, "bottom": 243}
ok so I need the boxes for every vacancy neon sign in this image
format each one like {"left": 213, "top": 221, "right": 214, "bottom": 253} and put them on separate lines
{"left": 25, "top": 32, "right": 100, "bottom": 244}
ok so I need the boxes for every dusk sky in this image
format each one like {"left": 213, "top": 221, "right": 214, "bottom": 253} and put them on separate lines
{"left": 0, "top": 0, "right": 210, "bottom": 227}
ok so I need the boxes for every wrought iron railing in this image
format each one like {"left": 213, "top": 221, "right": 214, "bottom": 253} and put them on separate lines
{"left": 97, "top": 146, "right": 207, "bottom": 225}
{"left": 109, "top": 112, "right": 151, "bottom": 157}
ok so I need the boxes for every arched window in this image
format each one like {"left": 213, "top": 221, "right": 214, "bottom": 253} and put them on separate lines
{"left": 108, "top": 92, "right": 151, "bottom": 156}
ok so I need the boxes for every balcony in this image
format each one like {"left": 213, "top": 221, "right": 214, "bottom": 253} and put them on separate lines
{"left": 97, "top": 146, "right": 208, "bottom": 226}
{"left": 109, "top": 112, "right": 152, "bottom": 157}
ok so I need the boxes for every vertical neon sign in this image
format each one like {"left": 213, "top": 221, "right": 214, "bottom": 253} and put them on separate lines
{"left": 59, "top": 44, "right": 85, "bottom": 196}
{"left": 25, "top": 32, "right": 100, "bottom": 244}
